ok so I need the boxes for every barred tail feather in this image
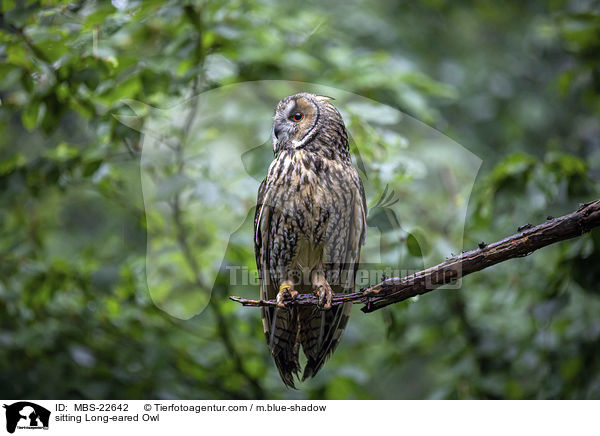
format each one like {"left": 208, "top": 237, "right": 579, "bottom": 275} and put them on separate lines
{"left": 261, "top": 305, "right": 301, "bottom": 388}
{"left": 300, "top": 302, "right": 352, "bottom": 381}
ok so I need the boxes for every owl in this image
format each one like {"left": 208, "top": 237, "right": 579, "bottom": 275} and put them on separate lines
{"left": 254, "top": 93, "right": 367, "bottom": 387}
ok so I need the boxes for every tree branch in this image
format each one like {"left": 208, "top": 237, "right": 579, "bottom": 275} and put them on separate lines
{"left": 230, "top": 198, "right": 600, "bottom": 313}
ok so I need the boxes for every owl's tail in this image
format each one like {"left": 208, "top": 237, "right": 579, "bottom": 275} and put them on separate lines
{"left": 300, "top": 302, "right": 352, "bottom": 381}
{"left": 261, "top": 306, "right": 301, "bottom": 388}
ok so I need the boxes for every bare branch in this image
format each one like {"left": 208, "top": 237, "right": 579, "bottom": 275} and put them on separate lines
{"left": 230, "top": 198, "right": 600, "bottom": 313}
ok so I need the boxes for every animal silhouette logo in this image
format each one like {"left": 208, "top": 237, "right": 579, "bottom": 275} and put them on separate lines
{"left": 3, "top": 402, "right": 50, "bottom": 434}
{"left": 114, "top": 81, "right": 481, "bottom": 319}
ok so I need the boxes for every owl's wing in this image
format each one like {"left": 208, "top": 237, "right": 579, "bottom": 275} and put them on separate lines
{"left": 254, "top": 179, "right": 301, "bottom": 388}
{"left": 253, "top": 178, "right": 267, "bottom": 281}
{"left": 301, "top": 169, "right": 367, "bottom": 380}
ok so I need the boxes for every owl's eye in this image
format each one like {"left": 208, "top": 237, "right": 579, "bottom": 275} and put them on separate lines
{"left": 290, "top": 112, "right": 304, "bottom": 122}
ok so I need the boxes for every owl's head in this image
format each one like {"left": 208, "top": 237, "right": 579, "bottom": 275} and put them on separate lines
{"left": 272, "top": 92, "right": 349, "bottom": 157}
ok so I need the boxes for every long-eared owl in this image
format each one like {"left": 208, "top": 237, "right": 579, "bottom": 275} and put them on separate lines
{"left": 254, "top": 93, "right": 367, "bottom": 387}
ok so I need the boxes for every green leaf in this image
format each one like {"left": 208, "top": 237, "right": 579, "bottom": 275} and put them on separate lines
{"left": 0, "top": 153, "right": 26, "bottom": 175}
{"left": 21, "top": 100, "right": 43, "bottom": 131}
{"left": 46, "top": 142, "right": 80, "bottom": 161}
{"left": 83, "top": 6, "right": 115, "bottom": 28}
{"left": 7, "top": 44, "right": 29, "bottom": 67}
{"left": 1, "top": 0, "right": 15, "bottom": 13}
{"left": 406, "top": 233, "right": 422, "bottom": 257}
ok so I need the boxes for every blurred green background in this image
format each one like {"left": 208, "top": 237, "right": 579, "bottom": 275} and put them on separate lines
{"left": 1, "top": 0, "right": 600, "bottom": 399}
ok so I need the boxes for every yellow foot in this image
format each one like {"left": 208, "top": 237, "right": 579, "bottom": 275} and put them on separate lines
{"left": 276, "top": 282, "right": 298, "bottom": 309}
{"left": 312, "top": 270, "right": 332, "bottom": 310}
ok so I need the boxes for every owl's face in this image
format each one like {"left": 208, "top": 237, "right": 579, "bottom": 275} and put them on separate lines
{"left": 272, "top": 93, "right": 336, "bottom": 151}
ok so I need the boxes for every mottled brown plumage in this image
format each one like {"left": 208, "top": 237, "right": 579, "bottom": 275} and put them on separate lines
{"left": 254, "top": 93, "right": 367, "bottom": 387}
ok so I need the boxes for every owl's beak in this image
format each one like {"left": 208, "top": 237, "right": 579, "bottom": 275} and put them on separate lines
{"left": 273, "top": 120, "right": 292, "bottom": 144}
{"left": 273, "top": 123, "right": 284, "bottom": 140}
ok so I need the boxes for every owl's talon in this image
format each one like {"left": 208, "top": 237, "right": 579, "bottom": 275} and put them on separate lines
{"left": 311, "top": 270, "right": 333, "bottom": 310}
{"left": 276, "top": 283, "right": 296, "bottom": 309}
{"left": 313, "top": 285, "right": 333, "bottom": 310}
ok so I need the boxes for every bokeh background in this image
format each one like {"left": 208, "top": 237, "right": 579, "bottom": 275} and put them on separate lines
{"left": 1, "top": 0, "right": 600, "bottom": 399}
